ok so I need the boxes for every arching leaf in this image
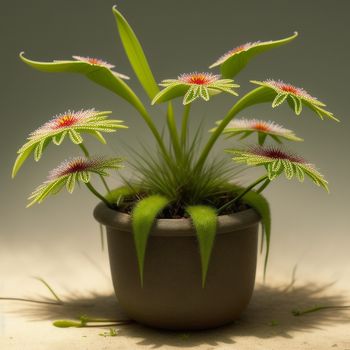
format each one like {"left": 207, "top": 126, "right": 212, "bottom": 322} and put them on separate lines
{"left": 240, "top": 190, "right": 271, "bottom": 281}
{"left": 19, "top": 53, "right": 142, "bottom": 112}
{"left": 131, "top": 195, "right": 170, "bottom": 286}
{"left": 213, "top": 32, "right": 298, "bottom": 78}
{"left": 186, "top": 205, "right": 217, "bottom": 287}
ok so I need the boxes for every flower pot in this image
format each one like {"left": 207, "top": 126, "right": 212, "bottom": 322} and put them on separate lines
{"left": 94, "top": 202, "right": 260, "bottom": 330}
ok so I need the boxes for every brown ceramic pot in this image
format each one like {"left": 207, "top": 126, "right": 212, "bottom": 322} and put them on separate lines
{"left": 94, "top": 202, "right": 260, "bottom": 330}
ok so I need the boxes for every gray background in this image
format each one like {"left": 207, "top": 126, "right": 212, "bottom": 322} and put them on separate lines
{"left": 1, "top": 0, "right": 349, "bottom": 283}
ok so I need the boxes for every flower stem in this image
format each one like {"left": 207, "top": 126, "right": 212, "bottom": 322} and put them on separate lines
{"left": 132, "top": 95, "right": 170, "bottom": 159}
{"left": 195, "top": 86, "right": 268, "bottom": 171}
{"left": 256, "top": 178, "right": 271, "bottom": 193}
{"left": 217, "top": 174, "right": 269, "bottom": 214}
{"left": 78, "top": 143, "right": 111, "bottom": 194}
{"left": 166, "top": 102, "right": 182, "bottom": 159}
{"left": 181, "top": 104, "right": 191, "bottom": 148}
{"left": 85, "top": 182, "right": 112, "bottom": 208}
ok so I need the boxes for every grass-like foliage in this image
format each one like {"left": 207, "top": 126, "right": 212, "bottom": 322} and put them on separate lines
{"left": 13, "top": 5, "right": 339, "bottom": 286}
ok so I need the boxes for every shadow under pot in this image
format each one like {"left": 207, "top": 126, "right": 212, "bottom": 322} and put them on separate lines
{"left": 94, "top": 202, "right": 260, "bottom": 330}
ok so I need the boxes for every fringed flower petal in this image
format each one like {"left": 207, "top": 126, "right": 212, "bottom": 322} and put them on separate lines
{"left": 152, "top": 72, "right": 239, "bottom": 105}
{"left": 226, "top": 145, "right": 329, "bottom": 191}
{"left": 27, "top": 156, "right": 123, "bottom": 207}
{"left": 219, "top": 118, "right": 303, "bottom": 144}
{"left": 13, "top": 109, "right": 127, "bottom": 178}
{"left": 251, "top": 79, "right": 339, "bottom": 121}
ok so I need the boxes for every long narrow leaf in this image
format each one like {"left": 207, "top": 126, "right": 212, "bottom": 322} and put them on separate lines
{"left": 112, "top": 6, "right": 159, "bottom": 100}
{"left": 131, "top": 195, "right": 170, "bottom": 286}
{"left": 186, "top": 205, "right": 217, "bottom": 287}
{"left": 242, "top": 190, "right": 271, "bottom": 280}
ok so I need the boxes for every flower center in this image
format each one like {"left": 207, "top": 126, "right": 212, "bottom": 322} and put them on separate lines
{"left": 187, "top": 74, "right": 212, "bottom": 85}
{"left": 65, "top": 160, "right": 89, "bottom": 174}
{"left": 87, "top": 58, "right": 103, "bottom": 65}
{"left": 252, "top": 122, "right": 270, "bottom": 132}
{"left": 280, "top": 84, "right": 299, "bottom": 94}
{"left": 55, "top": 115, "right": 78, "bottom": 128}
{"left": 231, "top": 45, "right": 246, "bottom": 54}
{"left": 262, "top": 148, "right": 303, "bottom": 163}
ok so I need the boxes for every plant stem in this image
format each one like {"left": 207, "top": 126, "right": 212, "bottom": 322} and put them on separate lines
{"left": 78, "top": 143, "right": 111, "bottom": 194}
{"left": 0, "top": 297, "right": 61, "bottom": 306}
{"left": 133, "top": 95, "right": 170, "bottom": 159}
{"left": 166, "top": 102, "right": 182, "bottom": 159}
{"left": 292, "top": 305, "right": 350, "bottom": 316}
{"left": 181, "top": 104, "right": 191, "bottom": 147}
{"left": 217, "top": 175, "right": 269, "bottom": 214}
{"left": 256, "top": 178, "right": 271, "bottom": 193}
{"left": 33, "top": 277, "right": 63, "bottom": 304}
{"left": 195, "top": 86, "right": 267, "bottom": 171}
{"left": 85, "top": 182, "right": 112, "bottom": 208}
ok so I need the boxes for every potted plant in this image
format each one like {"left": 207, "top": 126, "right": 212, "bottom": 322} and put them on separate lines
{"left": 13, "top": 6, "right": 337, "bottom": 330}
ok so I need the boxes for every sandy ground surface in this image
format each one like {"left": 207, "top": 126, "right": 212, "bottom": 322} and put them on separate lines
{"left": 1, "top": 242, "right": 350, "bottom": 350}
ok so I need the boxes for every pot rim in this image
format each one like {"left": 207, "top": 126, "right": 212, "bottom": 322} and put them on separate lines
{"left": 94, "top": 202, "right": 261, "bottom": 237}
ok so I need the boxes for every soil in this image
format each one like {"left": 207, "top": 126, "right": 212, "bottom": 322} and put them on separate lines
{"left": 112, "top": 191, "right": 250, "bottom": 219}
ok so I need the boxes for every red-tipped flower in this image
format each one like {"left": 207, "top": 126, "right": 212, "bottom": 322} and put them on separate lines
{"left": 152, "top": 72, "right": 239, "bottom": 105}
{"left": 251, "top": 79, "right": 338, "bottom": 121}
{"left": 13, "top": 109, "right": 127, "bottom": 178}
{"left": 220, "top": 118, "right": 303, "bottom": 144}
{"left": 226, "top": 145, "right": 328, "bottom": 191}
{"left": 28, "top": 156, "right": 123, "bottom": 206}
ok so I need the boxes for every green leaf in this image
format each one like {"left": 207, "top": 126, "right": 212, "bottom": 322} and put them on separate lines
{"left": 91, "top": 131, "right": 107, "bottom": 144}
{"left": 112, "top": 6, "right": 159, "bottom": 100}
{"left": 53, "top": 320, "right": 82, "bottom": 328}
{"left": 241, "top": 190, "right": 271, "bottom": 280}
{"left": 289, "top": 95, "right": 302, "bottom": 115}
{"left": 68, "top": 130, "right": 83, "bottom": 144}
{"left": 231, "top": 86, "right": 277, "bottom": 115}
{"left": 131, "top": 195, "right": 170, "bottom": 285}
{"left": 199, "top": 86, "right": 210, "bottom": 101}
{"left": 12, "top": 145, "right": 35, "bottom": 178}
{"left": 183, "top": 86, "right": 199, "bottom": 105}
{"left": 272, "top": 93, "right": 288, "bottom": 108}
{"left": 151, "top": 84, "right": 188, "bottom": 105}
{"left": 282, "top": 160, "right": 294, "bottom": 179}
{"left": 34, "top": 139, "right": 46, "bottom": 161}
{"left": 66, "top": 173, "right": 77, "bottom": 193}
{"left": 186, "top": 205, "right": 217, "bottom": 287}
{"left": 105, "top": 185, "right": 140, "bottom": 206}
{"left": 53, "top": 131, "right": 67, "bottom": 145}
{"left": 27, "top": 178, "right": 66, "bottom": 207}
{"left": 79, "top": 171, "right": 91, "bottom": 183}
{"left": 214, "top": 32, "right": 298, "bottom": 78}
{"left": 258, "top": 132, "right": 267, "bottom": 145}
{"left": 20, "top": 53, "right": 143, "bottom": 113}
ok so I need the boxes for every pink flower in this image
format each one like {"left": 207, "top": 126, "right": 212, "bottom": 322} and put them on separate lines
{"left": 251, "top": 79, "right": 338, "bottom": 121}
{"left": 28, "top": 156, "right": 123, "bottom": 206}
{"left": 222, "top": 118, "right": 303, "bottom": 143}
{"left": 153, "top": 72, "right": 239, "bottom": 105}
{"left": 227, "top": 145, "right": 328, "bottom": 191}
